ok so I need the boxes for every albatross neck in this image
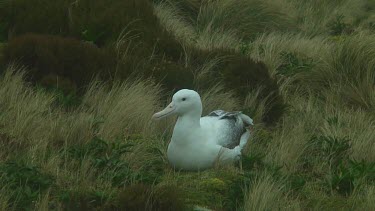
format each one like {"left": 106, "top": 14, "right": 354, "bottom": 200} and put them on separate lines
{"left": 176, "top": 112, "right": 201, "bottom": 129}
{"left": 172, "top": 101, "right": 203, "bottom": 141}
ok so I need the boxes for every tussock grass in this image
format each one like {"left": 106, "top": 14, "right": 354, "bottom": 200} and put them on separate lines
{"left": 0, "top": 66, "right": 167, "bottom": 209}
{"left": 248, "top": 33, "right": 332, "bottom": 78}
{"left": 360, "top": 186, "right": 375, "bottom": 210}
{"left": 80, "top": 79, "right": 162, "bottom": 139}
{"left": 242, "top": 88, "right": 269, "bottom": 125}
{"left": 0, "top": 185, "right": 10, "bottom": 210}
{"left": 243, "top": 174, "right": 292, "bottom": 210}
{"left": 199, "top": 84, "right": 239, "bottom": 115}
{"left": 259, "top": 0, "right": 369, "bottom": 36}
{"left": 325, "top": 33, "right": 375, "bottom": 85}
{"left": 195, "top": 27, "right": 241, "bottom": 51}
{"left": 301, "top": 33, "right": 375, "bottom": 111}
{"left": 154, "top": 1, "right": 197, "bottom": 45}
{"left": 0, "top": 66, "right": 57, "bottom": 159}
{"left": 319, "top": 104, "right": 375, "bottom": 162}
{"left": 264, "top": 93, "right": 320, "bottom": 174}
{"left": 196, "top": 0, "right": 294, "bottom": 40}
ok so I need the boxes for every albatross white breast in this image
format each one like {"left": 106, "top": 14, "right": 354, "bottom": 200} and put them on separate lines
{"left": 152, "top": 89, "right": 253, "bottom": 171}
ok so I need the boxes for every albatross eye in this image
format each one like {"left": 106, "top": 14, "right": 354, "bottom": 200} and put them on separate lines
{"left": 182, "top": 97, "right": 186, "bottom": 101}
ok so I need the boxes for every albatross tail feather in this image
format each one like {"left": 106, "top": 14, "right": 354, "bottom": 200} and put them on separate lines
{"left": 240, "top": 113, "right": 254, "bottom": 126}
{"left": 239, "top": 130, "right": 250, "bottom": 150}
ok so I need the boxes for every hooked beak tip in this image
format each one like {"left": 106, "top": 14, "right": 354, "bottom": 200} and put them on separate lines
{"left": 152, "top": 102, "right": 175, "bottom": 120}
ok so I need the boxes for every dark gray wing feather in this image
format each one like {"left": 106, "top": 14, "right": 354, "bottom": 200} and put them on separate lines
{"left": 208, "top": 110, "right": 241, "bottom": 120}
{"left": 206, "top": 110, "right": 253, "bottom": 149}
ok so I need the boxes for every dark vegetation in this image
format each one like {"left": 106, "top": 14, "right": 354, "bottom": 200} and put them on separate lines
{"left": 189, "top": 48, "right": 286, "bottom": 125}
{"left": 304, "top": 135, "right": 375, "bottom": 196}
{"left": 327, "top": 14, "right": 354, "bottom": 36}
{"left": 276, "top": 52, "right": 315, "bottom": 77}
{"left": 0, "top": 0, "right": 285, "bottom": 125}
{"left": 4, "top": 34, "right": 116, "bottom": 92}
{"left": 0, "top": 162, "right": 54, "bottom": 210}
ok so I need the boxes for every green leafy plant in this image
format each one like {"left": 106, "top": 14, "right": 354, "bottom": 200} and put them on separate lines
{"left": 35, "top": 84, "right": 81, "bottom": 109}
{"left": 224, "top": 172, "right": 253, "bottom": 210}
{"left": 81, "top": 29, "right": 106, "bottom": 45}
{"left": 327, "top": 159, "right": 375, "bottom": 196}
{"left": 239, "top": 42, "right": 251, "bottom": 55}
{"left": 287, "top": 174, "right": 306, "bottom": 193}
{"left": 277, "top": 52, "right": 315, "bottom": 77}
{"left": 241, "top": 153, "right": 266, "bottom": 171}
{"left": 326, "top": 115, "right": 339, "bottom": 127}
{"left": 66, "top": 137, "right": 134, "bottom": 186}
{"left": 308, "top": 135, "right": 351, "bottom": 164}
{"left": 0, "top": 162, "right": 54, "bottom": 210}
{"left": 52, "top": 88, "right": 81, "bottom": 109}
{"left": 327, "top": 14, "right": 353, "bottom": 36}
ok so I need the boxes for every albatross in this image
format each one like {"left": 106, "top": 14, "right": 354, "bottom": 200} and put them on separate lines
{"left": 152, "top": 89, "right": 253, "bottom": 171}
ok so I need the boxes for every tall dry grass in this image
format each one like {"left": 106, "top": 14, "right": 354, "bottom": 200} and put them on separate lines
{"left": 196, "top": 0, "right": 294, "bottom": 40}
{"left": 300, "top": 33, "right": 375, "bottom": 111}
{"left": 265, "top": 0, "right": 369, "bottom": 36}
{"left": 154, "top": 1, "right": 197, "bottom": 45}
{"left": 0, "top": 184, "right": 10, "bottom": 210}
{"left": 358, "top": 186, "right": 375, "bottom": 210}
{"left": 0, "top": 65, "right": 165, "bottom": 158}
{"left": 248, "top": 33, "right": 332, "bottom": 78}
{"left": 0, "top": 65, "right": 58, "bottom": 162}
{"left": 80, "top": 80, "right": 162, "bottom": 140}
{"left": 199, "top": 84, "right": 239, "bottom": 115}
{"left": 0, "top": 64, "right": 165, "bottom": 193}
{"left": 318, "top": 100, "right": 375, "bottom": 162}
{"left": 243, "top": 174, "right": 295, "bottom": 210}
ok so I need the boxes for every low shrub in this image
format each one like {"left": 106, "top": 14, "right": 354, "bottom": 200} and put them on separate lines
{"left": 189, "top": 48, "right": 286, "bottom": 126}
{"left": 1, "top": 0, "right": 72, "bottom": 38}
{"left": 59, "top": 189, "right": 110, "bottom": 211}
{"left": 3, "top": 0, "right": 184, "bottom": 60}
{"left": 69, "top": 0, "right": 185, "bottom": 61}
{"left": 152, "top": 58, "right": 195, "bottom": 91}
{"left": 3, "top": 33, "right": 117, "bottom": 91}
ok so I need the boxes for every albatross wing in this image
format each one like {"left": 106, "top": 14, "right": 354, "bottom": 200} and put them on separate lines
{"left": 202, "top": 110, "right": 253, "bottom": 149}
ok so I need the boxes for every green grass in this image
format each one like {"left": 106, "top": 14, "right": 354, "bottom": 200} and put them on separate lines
{"left": 0, "top": 0, "right": 375, "bottom": 210}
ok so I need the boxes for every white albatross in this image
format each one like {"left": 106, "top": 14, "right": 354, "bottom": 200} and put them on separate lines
{"left": 152, "top": 89, "right": 253, "bottom": 171}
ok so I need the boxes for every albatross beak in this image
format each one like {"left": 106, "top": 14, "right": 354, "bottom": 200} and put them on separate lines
{"left": 152, "top": 102, "right": 176, "bottom": 120}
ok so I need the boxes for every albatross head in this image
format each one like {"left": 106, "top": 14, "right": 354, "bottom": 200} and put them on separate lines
{"left": 152, "top": 89, "right": 202, "bottom": 120}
